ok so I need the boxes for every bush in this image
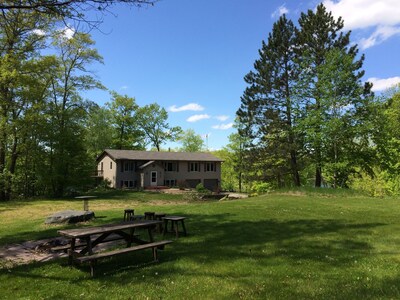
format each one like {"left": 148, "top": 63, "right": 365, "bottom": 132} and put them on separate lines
{"left": 93, "top": 178, "right": 112, "bottom": 191}
{"left": 347, "top": 169, "right": 396, "bottom": 197}
{"left": 195, "top": 183, "right": 211, "bottom": 194}
{"left": 250, "top": 181, "right": 273, "bottom": 194}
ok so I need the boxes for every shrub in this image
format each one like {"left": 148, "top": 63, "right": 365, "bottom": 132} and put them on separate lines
{"left": 347, "top": 169, "right": 394, "bottom": 197}
{"left": 195, "top": 183, "right": 211, "bottom": 194}
{"left": 250, "top": 181, "right": 273, "bottom": 194}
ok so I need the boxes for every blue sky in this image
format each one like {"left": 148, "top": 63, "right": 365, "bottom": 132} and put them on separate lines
{"left": 82, "top": 0, "right": 400, "bottom": 150}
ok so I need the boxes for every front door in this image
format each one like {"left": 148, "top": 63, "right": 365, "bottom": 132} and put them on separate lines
{"left": 150, "top": 171, "right": 157, "bottom": 186}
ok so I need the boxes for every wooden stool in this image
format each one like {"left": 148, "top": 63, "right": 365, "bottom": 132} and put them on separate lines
{"left": 123, "top": 209, "right": 134, "bottom": 221}
{"left": 155, "top": 213, "right": 166, "bottom": 233}
{"left": 144, "top": 212, "right": 155, "bottom": 220}
{"left": 163, "top": 216, "right": 187, "bottom": 238}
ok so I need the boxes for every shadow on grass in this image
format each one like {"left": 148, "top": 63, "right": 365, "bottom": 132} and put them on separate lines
{"left": 161, "top": 214, "right": 382, "bottom": 266}
{"left": 2, "top": 213, "right": 386, "bottom": 268}
{"left": 1, "top": 212, "right": 396, "bottom": 298}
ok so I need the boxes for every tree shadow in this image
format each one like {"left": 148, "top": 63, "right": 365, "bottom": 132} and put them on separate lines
{"left": 1, "top": 212, "right": 398, "bottom": 299}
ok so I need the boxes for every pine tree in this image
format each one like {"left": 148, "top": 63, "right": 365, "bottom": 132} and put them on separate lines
{"left": 237, "top": 15, "right": 301, "bottom": 187}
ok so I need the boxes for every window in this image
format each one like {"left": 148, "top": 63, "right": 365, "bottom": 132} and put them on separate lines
{"left": 110, "top": 162, "right": 112, "bottom": 169}
{"left": 123, "top": 161, "right": 135, "bottom": 172}
{"left": 164, "top": 162, "right": 179, "bottom": 172}
{"left": 164, "top": 179, "right": 177, "bottom": 187}
{"left": 205, "top": 162, "right": 216, "bottom": 172}
{"left": 100, "top": 162, "right": 103, "bottom": 170}
{"left": 189, "top": 162, "right": 199, "bottom": 172}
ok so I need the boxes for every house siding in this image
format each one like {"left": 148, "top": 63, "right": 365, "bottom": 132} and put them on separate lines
{"left": 96, "top": 150, "right": 222, "bottom": 191}
{"left": 97, "top": 156, "right": 117, "bottom": 187}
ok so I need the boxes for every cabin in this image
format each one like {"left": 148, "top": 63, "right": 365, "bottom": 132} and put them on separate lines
{"left": 95, "top": 149, "right": 223, "bottom": 191}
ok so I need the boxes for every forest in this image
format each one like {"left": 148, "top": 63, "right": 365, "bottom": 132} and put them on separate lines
{"left": 1, "top": 2, "right": 400, "bottom": 200}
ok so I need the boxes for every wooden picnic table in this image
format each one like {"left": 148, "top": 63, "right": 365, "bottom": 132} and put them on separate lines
{"left": 58, "top": 220, "right": 172, "bottom": 275}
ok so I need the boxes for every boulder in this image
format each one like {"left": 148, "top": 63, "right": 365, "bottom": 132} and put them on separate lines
{"left": 45, "top": 210, "right": 95, "bottom": 224}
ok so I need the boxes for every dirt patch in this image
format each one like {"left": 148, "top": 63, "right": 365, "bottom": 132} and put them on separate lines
{"left": 0, "top": 237, "right": 127, "bottom": 268}
{"left": 0, "top": 237, "right": 69, "bottom": 267}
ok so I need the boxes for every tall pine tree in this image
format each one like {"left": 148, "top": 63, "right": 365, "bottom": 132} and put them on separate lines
{"left": 237, "top": 15, "right": 301, "bottom": 187}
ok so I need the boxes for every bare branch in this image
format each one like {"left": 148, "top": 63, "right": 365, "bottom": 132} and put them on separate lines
{"left": 0, "top": 1, "right": 157, "bottom": 29}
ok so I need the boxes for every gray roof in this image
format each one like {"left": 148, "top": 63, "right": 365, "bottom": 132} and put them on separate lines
{"left": 99, "top": 149, "right": 224, "bottom": 162}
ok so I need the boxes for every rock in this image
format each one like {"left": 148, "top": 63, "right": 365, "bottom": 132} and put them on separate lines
{"left": 45, "top": 210, "right": 95, "bottom": 224}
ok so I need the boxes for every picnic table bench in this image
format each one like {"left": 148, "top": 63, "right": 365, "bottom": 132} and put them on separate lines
{"left": 58, "top": 220, "right": 172, "bottom": 276}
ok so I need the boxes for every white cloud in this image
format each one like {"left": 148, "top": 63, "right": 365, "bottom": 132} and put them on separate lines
{"left": 359, "top": 25, "right": 400, "bottom": 49}
{"left": 169, "top": 103, "right": 204, "bottom": 112}
{"left": 32, "top": 29, "right": 46, "bottom": 36}
{"left": 63, "top": 27, "right": 75, "bottom": 40}
{"left": 271, "top": 4, "right": 289, "bottom": 18}
{"left": 368, "top": 77, "right": 400, "bottom": 91}
{"left": 56, "top": 26, "right": 75, "bottom": 40}
{"left": 323, "top": 0, "right": 400, "bottom": 30}
{"left": 186, "top": 114, "right": 210, "bottom": 122}
{"left": 212, "top": 123, "right": 234, "bottom": 130}
{"left": 120, "top": 85, "right": 129, "bottom": 90}
{"left": 323, "top": 0, "right": 400, "bottom": 48}
{"left": 215, "top": 115, "right": 229, "bottom": 121}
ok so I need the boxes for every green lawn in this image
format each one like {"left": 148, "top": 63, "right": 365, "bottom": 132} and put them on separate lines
{"left": 1, "top": 190, "right": 400, "bottom": 299}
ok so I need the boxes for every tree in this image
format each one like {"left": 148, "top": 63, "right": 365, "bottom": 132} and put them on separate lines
{"left": 237, "top": 15, "right": 301, "bottom": 187}
{"left": 179, "top": 129, "right": 205, "bottom": 152}
{"left": 0, "top": 8, "right": 56, "bottom": 200}
{"left": 84, "top": 103, "right": 114, "bottom": 160}
{"left": 136, "top": 103, "right": 182, "bottom": 151}
{"left": 225, "top": 131, "right": 249, "bottom": 192}
{"left": 295, "top": 3, "right": 369, "bottom": 187}
{"left": 314, "top": 48, "right": 373, "bottom": 187}
{"left": 107, "top": 91, "right": 145, "bottom": 150}
{"left": 373, "top": 88, "right": 400, "bottom": 175}
{"left": 44, "top": 31, "right": 104, "bottom": 197}
{"left": 0, "top": 1, "right": 157, "bottom": 27}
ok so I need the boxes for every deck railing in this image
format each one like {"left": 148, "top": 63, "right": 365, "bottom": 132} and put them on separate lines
{"left": 92, "top": 170, "right": 104, "bottom": 177}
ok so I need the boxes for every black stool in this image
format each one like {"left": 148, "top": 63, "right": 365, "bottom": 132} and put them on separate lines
{"left": 144, "top": 212, "right": 155, "bottom": 220}
{"left": 163, "top": 216, "right": 187, "bottom": 238}
{"left": 123, "top": 209, "right": 134, "bottom": 221}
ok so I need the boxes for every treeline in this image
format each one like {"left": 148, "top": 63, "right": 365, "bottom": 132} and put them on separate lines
{"left": 225, "top": 4, "right": 400, "bottom": 196}
{"left": 0, "top": 7, "right": 184, "bottom": 200}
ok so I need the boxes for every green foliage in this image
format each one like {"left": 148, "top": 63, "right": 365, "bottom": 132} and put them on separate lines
{"left": 195, "top": 183, "right": 211, "bottom": 194}
{"left": 236, "top": 3, "right": 374, "bottom": 190}
{"left": 348, "top": 167, "right": 400, "bottom": 197}
{"left": 213, "top": 148, "right": 237, "bottom": 191}
{"left": 237, "top": 15, "right": 301, "bottom": 188}
{"left": 84, "top": 104, "right": 114, "bottom": 160}
{"left": 107, "top": 91, "right": 145, "bottom": 150}
{"left": 179, "top": 129, "right": 205, "bottom": 152}
{"left": 136, "top": 103, "right": 182, "bottom": 151}
{"left": 0, "top": 8, "right": 56, "bottom": 200}
{"left": 250, "top": 181, "right": 273, "bottom": 194}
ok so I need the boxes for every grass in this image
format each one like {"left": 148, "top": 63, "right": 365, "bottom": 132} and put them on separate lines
{"left": 1, "top": 190, "right": 400, "bottom": 299}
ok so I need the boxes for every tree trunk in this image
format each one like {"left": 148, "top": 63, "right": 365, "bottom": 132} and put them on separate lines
{"left": 0, "top": 114, "right": 7, "bottom": 201}
{"left": 290, "top": 149, "right": 301, "bottom": 187}
{"left": 315, "top": 165, "right": 322, "bottom": 187}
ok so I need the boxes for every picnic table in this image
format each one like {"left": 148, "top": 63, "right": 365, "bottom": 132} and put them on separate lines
{"left": 58, "top": 220, "right": 172, "bottom": 276}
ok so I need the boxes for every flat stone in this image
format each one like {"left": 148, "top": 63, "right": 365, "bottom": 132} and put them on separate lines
{"left": 45, "top": 210, "right": 95, "bottom": 224}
